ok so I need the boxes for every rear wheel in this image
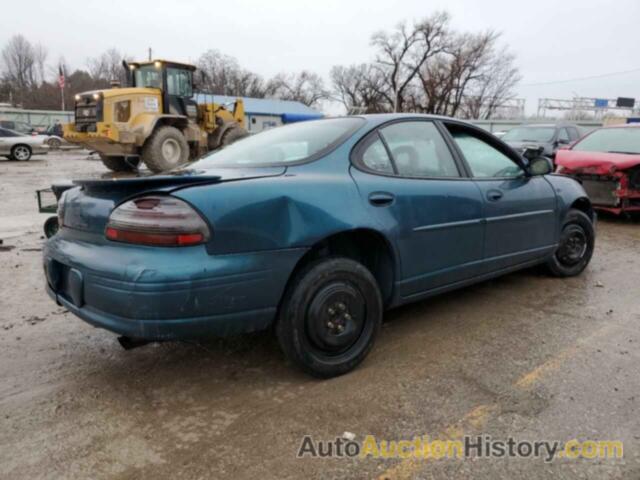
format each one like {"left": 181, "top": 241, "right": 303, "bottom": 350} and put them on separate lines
{"left": 11, "top": 144, "right": 31, "bottom": 161}
{"left": 276, "top": 257, "right": 383, "bottom": 378}
{"left": 141, "top": 126, "right": 189, "bottom": 173}
{"left": 43, "top": 216, "right": 59, "bottom": 238}
{"left": 546, "top": 209, "right": 595, "bottom": 277}
{"left": 47, "top": 137, "right": 62, "bottom": 149}
{"left": 99, "top": 155, "right": 139, "bottom": 172}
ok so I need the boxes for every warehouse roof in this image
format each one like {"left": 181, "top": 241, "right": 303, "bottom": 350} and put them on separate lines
{"left": 193, "top": 94, "right": 323, "bottom": 119}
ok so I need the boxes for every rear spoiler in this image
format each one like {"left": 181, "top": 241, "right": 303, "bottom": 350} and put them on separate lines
{"left": 73, "top": 172, "right": 223, "bottom": 192}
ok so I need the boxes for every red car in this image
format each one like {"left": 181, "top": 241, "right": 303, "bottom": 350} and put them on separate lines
{"left": 556, "top": 124, "right": 640, "bottom": 214}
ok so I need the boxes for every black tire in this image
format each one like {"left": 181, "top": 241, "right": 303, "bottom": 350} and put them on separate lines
{"left": 43, "top": 216, "right": 59, "bottom": 238}
{"left": 276, "top": 257, "right": 383, "bottom": 378}
{"left": 47, "top": 137, "right": 62, "bottom": 149}
{"left": 220, "top": 125, "right": 249, "bottom": 147}
{"left": 141, "top": 126, "right": 189, "bottom": 173}
{"left": 11, "top": 144, "right": 31, "bottom": 161}
{"left": 545, "top": 209, "right": 595, "bottom": 277}
{"left": 99, "top": 155, "right": 139, "bottom": 172}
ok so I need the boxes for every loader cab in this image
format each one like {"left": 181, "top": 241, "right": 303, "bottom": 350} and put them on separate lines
{"left": 128, "top": 60, "right": 198, "bottom": 120}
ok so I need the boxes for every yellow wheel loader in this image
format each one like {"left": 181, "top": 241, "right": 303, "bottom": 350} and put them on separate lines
{"left": 64, "top": 59, "right": 248, "bottom": 173}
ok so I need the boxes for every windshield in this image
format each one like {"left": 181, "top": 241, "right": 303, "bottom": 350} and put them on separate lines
{"left": 134, "top": 65, "right": 162, "bottom": 89}
{"left": 572, "top": 127, "right": 640, "bottom": 154}
{"left": 193, "top": 118, "right": 364, "bottom": 168}
{"left": 502, "top": 127, "right": 556, "bottom": 143}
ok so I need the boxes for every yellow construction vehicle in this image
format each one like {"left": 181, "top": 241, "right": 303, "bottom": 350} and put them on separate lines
{"left": 64, "top": 59, "right": 248, "bottom": 172}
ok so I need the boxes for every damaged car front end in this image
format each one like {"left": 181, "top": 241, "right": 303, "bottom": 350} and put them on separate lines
{"left": 556, "top": 125, "right": 640, "bottom": 215}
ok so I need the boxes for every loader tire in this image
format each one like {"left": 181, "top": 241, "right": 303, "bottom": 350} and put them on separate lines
{"left": 100, "top": 155, "right": 138, "bottom": 172}
{"left": 141, "top": 126, "right": 189, "bottom": 173}
{"left": 220, "top": 125, "right": 249, "bottom": 147}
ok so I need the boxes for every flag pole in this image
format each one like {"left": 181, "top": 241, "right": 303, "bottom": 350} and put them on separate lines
{"left": 59, "top": 65, "right": 66, "bottom": 111}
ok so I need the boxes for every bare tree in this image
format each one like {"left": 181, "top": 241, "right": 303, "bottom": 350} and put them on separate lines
{"left": 267, "top": 71, "right": 328, "bottom": 107}
{"left": 33, "top": 44, "right": 48, "bottom": 85}
{"left": 1, "top": 35, "right": 37, "bottom": 91}
{"left": 371, "top": 11, "right": 450, "bottom": 112}
{"left": 461, "top": 46, "right": 521, "bottom": 119}
{"left": 87, "top": 48, "right": 129, "bottom": 85}
{"left": 330, "top": 63, "right": 388, "bottom": 113}
{"left": 416, "top": 30, "right": 497, "bottom": 116}
{"left": 195, "top": 49, "right": 272, "bottom": 97}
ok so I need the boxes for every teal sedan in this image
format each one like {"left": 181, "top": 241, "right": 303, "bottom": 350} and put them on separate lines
{"left": 44, "top": 115, "right": 595, "bottom": 377}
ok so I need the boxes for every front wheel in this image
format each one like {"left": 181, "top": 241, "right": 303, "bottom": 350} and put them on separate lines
{"left": 220, "top": 125, "right": 249, "bottom": 147}
{"left": 276, "top": 257, "right": 383, "bottom": 378}
{"left": 99, "top": 155, "right": 139, "bottom": 172}
{"left": 11, "top": 145, "right": 31, "bottom": 161}
{"left": 545, "top": 209, "right": 595, "bottom": 277}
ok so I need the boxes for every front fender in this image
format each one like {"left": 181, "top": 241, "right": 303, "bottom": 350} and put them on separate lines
{"left": 545, "top": 173, "right": 594, "bottom": 221}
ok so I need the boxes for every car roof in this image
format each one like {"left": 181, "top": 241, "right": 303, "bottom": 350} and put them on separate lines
{"left": 0, "top": 127, "right": 23, "bottom": 135}
{"left": 353, "top": 113, "right": 478, "bottom": 128}
{"left": 600, "top": 123, "right": 640, "bottom": 129}
{"left": 517, "top": 123, "right": 577, "bottom": 128}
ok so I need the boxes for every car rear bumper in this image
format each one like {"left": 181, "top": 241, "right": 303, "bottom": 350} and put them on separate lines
{"left": 43, "top": 231, "right": 306, "bottom": 340}
{"left": 46, "top": 283, "right": 277, "bottom": 339}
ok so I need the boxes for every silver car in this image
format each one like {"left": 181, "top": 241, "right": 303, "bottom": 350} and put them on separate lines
{"left": 0, "top": 127, "right": 49, "bottom": 161}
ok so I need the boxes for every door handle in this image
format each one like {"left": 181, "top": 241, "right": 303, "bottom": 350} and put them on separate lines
{"left": 486, "top": 189, "right": 503, "bottom": 201}
{"left": 368, "top": 192, "right": 395, "bottom": 206}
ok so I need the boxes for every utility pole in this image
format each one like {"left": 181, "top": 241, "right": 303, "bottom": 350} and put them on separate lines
{"left": 148, "top": 47, "right": 152, "bottom": 61}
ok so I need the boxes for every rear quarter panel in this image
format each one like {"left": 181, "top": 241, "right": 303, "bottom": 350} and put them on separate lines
{"left": 174, "top": 152, "right": 376, "bottom": 255}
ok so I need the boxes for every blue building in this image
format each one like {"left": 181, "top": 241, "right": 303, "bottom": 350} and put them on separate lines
{"left": 193, "top": 94, "right": 324, "bottom": 133}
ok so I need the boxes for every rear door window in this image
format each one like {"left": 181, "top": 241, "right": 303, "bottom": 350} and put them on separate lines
{"left": 360, "top": 135, "right": 394, "bottom": 174}
{"left": 378, "top": 121, "right": 460, "bottom": 178}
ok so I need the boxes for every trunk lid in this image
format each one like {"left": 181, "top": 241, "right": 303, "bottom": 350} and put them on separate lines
{"left": 62, "top": 167, "right": 285, "bottom": 234}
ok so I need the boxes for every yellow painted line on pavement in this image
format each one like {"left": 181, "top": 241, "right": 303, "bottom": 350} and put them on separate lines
{"left": 377, "top": 404, "right": 495, "bottom": 480}
{"left": 377, "top": 322, "right": 616, "bottom": 480}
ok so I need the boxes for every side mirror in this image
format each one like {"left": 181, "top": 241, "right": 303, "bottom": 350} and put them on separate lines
{"left": 528, "top": 156, "right": 553, "bottom": 176}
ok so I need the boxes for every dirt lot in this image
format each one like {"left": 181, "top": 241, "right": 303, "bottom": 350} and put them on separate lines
{"left": 1, "top": 151, "right": 639, "bottom": 479}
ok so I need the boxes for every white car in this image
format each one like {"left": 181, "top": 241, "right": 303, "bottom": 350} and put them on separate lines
{"left": 0, "top": 127, "right": 49, "bottom": 161}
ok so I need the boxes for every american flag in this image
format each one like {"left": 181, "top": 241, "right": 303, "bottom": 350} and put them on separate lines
{"left": 58, "top": 65, "right": 65, "bottom": 89}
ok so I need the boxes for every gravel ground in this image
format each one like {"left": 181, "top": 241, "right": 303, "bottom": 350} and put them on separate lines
{"left": 1, "top": 151, "right": 639, "bottom": 479}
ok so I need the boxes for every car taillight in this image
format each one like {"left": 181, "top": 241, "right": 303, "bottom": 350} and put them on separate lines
{"left": 105, "top": 196, "right": 210, "bottom": 247}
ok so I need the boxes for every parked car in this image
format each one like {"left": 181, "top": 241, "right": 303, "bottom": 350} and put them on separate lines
{"left": 39, "top": 123, "right": 68, "bottom": 149}
{"left": 556, "top": 124, "right": 640, "bottom": 214}
{"left": 44, "top": 115, "right": 596, "bottom": 377}
{"left": 0, "top": 127, "right": 49, "bottom": 161}
{"left": 502, "top": 123, "right": 582, "bottom": 160}
{"left": 0, "top": 120, "right": 36, "bottom": 135}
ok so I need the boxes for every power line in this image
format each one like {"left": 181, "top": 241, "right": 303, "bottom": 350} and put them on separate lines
{"left": 520, "top": 67, "right": 640, "bottom": 87}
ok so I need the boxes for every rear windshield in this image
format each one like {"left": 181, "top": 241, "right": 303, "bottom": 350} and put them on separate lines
{"left": 502, "top": 127, "right": 556, "bottom": 143}
{"left": 193, "top": 117, "right": 364, "bottom": 168}
{"left": 572, "top": 127, "right": 640, "bottom": 154}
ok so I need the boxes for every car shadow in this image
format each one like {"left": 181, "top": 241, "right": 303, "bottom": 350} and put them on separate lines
{"left": 70, "top": 262, "right": 563, "bottom": 395}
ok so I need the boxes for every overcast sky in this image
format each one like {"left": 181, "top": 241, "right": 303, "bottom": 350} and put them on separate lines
{"left": 3, "top": 0, "right": 640, "bottom": 114}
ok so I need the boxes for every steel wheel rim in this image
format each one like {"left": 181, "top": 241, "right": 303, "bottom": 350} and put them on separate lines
{"left": 557, "top": 224, "right": 588, "bottom": 266}
{"left": 305, "top": 281, "right": 366, "bottom": 355}
{"left": 161, "top": 138, "right": 181, "bottom": 164}
{"left": 14, "top": 146, "right": 29, "bottom": 160}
